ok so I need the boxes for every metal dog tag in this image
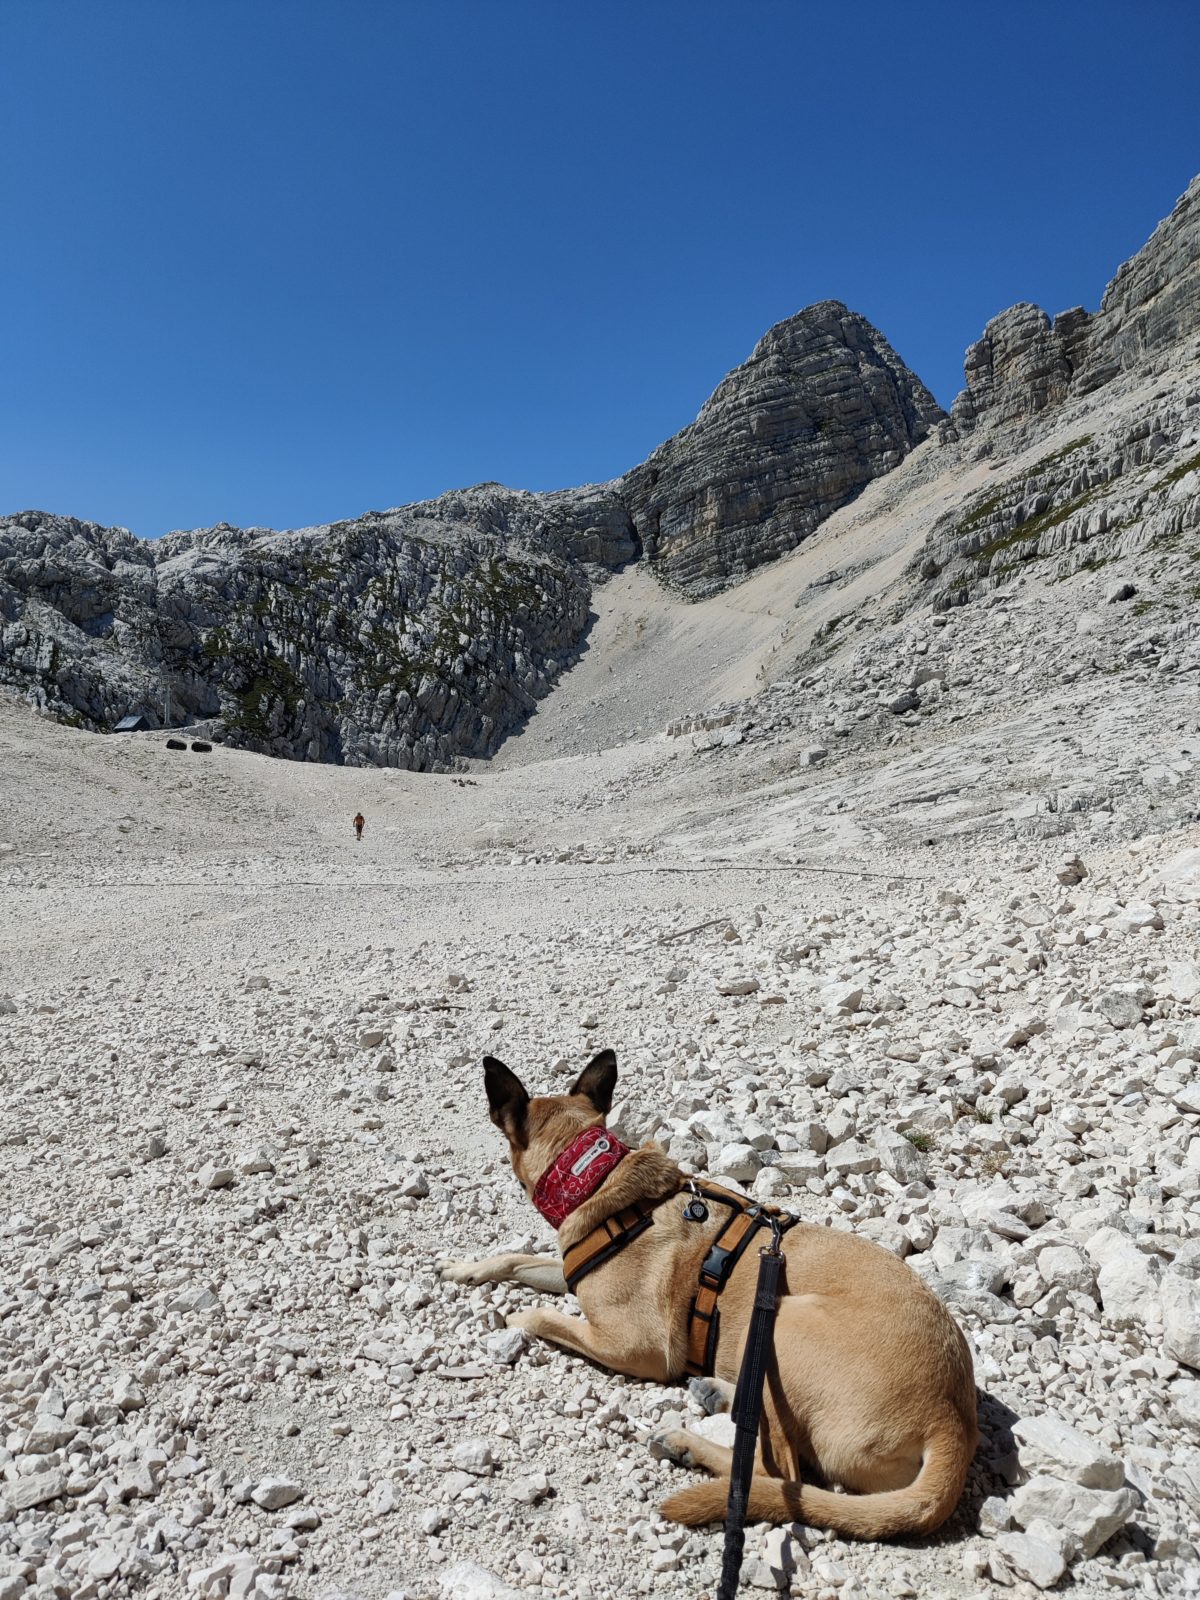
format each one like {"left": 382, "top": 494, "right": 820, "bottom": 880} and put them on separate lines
{"left": 683, "top": 1198, "right": 709, "bottom": 1223}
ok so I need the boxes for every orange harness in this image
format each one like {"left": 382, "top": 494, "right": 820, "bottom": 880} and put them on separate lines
{"left": 560, "top": 1179, "right": 798, "bottom": 1379}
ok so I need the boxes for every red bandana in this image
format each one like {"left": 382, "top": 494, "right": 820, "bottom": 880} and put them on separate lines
{"left": 533, "top": 1126, "right": 630, "bottom": 1229}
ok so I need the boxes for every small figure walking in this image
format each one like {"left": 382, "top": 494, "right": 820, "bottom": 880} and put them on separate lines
{"left": 353, "top": 811, "right": 365, "bottom": 843}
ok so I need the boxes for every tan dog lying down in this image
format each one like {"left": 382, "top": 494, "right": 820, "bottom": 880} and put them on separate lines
{"left": 440, "top": 1050, "right": 979, "bottom": 1538}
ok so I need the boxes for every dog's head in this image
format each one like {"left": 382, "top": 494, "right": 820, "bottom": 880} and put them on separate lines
{"left": 483, "top": 1049, "right": 618, "bottom": 1197}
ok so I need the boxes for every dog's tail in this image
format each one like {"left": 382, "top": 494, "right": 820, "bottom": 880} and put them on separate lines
{"left": 660, "top": 1420, "right": 974, "bottom": 1540}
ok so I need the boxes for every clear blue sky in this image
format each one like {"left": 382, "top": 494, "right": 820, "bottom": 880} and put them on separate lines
{"left": 3, "top": 1, "right": 1198, "bottom": 538}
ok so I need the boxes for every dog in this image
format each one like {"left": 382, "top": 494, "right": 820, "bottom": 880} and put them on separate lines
{"left": 440, "top": 1049, "right": 979, "bottom": 1537}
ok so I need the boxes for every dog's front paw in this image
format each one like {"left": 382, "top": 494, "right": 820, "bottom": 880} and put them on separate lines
{"left": 504, "top": 1308, "right": 542, "bottom": 1333}
{"left": 688, "top": 1375, "right": 734, "bottom": 1415}
{"left": 648, "top": 1429, "right": 697, "bottom": 1469}
{"left": 438, "top": 1258, "right": 486, "bottom": 1286}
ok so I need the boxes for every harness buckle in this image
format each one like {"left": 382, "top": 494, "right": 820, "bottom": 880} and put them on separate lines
{"left": 700, "top": 1242, "right": 733, "bottom": 1287}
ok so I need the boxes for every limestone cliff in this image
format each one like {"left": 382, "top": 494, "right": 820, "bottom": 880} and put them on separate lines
{"left": 0, "top": 487, "right": 629, "bottom": 769}
{"left": 3, "top": 172, "right": 1198, "bottom": 768}
{"left": 620, "top": 301, "right": 944, "bottom": 595}
{"left": 0, "top": 306, "right": 942, "bottom": 765}
{"left": 952, "top": 175, "right": 1200, "bottom": 434}
{"left": 908, "top": 176, "right": 1200, "bottom": 615}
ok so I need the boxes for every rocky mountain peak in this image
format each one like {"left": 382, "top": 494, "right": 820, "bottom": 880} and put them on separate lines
{"left": 0, "top": 296, "right": 945, "bottom": 764}
{"left": 621, "top": 300, "right": 943, "bottom": 595}
{"left": 2, "top": 173, "right": 1198, "bottom": 769}
{"left": 952, "top": 174, "right": 1200, "bottom": 434}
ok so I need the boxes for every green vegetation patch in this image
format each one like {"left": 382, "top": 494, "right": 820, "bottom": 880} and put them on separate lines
{"left": 1029, "top": 435, "right": 1093, "bottom": 473}
{"left": 224, "top": 649, "right": 306, "bottom": 741}
{"left": 954, "top": 489, "right": 1009, "bottom": 539}
{"left": 903, "top": 1130, "right": 934, "bottom": 1153}
{"left": 201, "top": 625, "right": 231, "bottom": 660}
{"left": 352, "top": 552, "right": 556, "bottom": 701}
{"left": 359, "top": 629, "right": 421, "bottom": 696}
{"left": 955, "top": 436, "right": 1095, "bottom": 546}
{"left": 974, "top": 488, "right": 1098, "bottom": 566}
{"left": 1159, "top": 448, "right": 1200, "bottom": 488}
{"left": 301, "top": 555, "right": 339, "bottom": 584}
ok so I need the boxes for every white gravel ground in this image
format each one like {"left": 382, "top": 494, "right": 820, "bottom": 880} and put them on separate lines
{"left": 1, "top": 457, "right": 1198, "bottom": 1600}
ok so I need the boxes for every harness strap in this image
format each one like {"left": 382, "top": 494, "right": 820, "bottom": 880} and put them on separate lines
{"left": 685, "top": 1207, "right": 764, "bottom": 1377}
{"left": 562, "top": 1200, "right": 656, "bottom": 1292}
{"left": 684, "top": 1184, "right": 798, "bottom": 1379}
{"left": 559, "top": 1176, "right": 798, "bottom": 1386}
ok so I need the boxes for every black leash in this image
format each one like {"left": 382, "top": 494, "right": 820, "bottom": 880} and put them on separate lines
{"left": 715, "top": 1222, "right": 785, "bottom": 1600}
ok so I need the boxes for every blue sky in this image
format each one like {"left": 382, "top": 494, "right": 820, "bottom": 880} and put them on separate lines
{"left": 3, "top": 1, "right": 1198, "bottom": 538}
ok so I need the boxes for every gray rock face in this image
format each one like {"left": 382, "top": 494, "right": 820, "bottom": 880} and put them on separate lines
{"left": 1088, "top": 173, "right": 1200, "bottom": 382}
{"left": 912, "top": 379, "right": 1200, "bottom": 614}
{"left": 620, "top": 301, "right": 944, "bottom": 595}
{"left": 951, "top": 302, "right": 1079, "bottom": 434}
{"left": 0, "top": 486, "right": 623, "bottom": 769}
{"left": 0, "top": 304, "right": 944, "bottom": 764}
{"left": 907, "top": 177, "right": 1200, "bottom": 619}
{"left": 3, "top": 173, "right": 1197, "bottom": 769}
{"left": 952, "top": 174, "right": 1200, "bottom": 433}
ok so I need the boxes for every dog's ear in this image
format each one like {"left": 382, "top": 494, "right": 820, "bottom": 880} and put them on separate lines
{"left": 570, "top": 1048, "right": 617, "bottom": 1116}
{"left": 484, "top": 1055, "right": 529, "bottom": 1147}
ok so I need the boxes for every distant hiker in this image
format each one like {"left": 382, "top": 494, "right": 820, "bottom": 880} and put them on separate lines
{"left": 353, "top": 812, "right": 365, "bottom": 842}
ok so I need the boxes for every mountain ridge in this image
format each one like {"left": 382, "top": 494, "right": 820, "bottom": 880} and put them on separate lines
{"left": 2, "top": 174, "right": 1197, "bottom": 769}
